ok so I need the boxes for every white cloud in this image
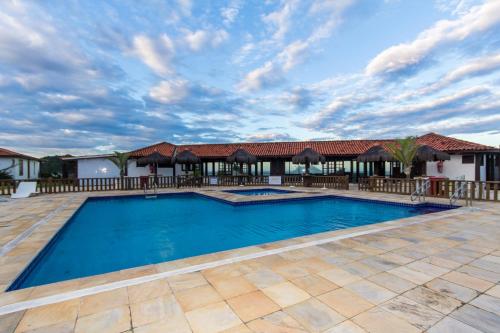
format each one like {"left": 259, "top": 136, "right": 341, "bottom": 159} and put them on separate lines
{"left": 131, "top": 34, "right": 175, "bottom": 76}
{"left": 262, "top": 0, "right": 298, "bottom": 41}
{"left": 366, "top": 0, "right": 500, "bottom": 76}
{"left": 237, "top": 61, "right": 284, "bottom": 92}
{"left": 149, "top": 79, "right": 189, "bottom": 104}
{"left": 221, "top": 1, "right": 241, "bottom": 26}
{"left": 397, "top": 53, "right": 500, "bottom": 99}
{"left": 183, "top": 29, "right": 228, "bottom": 52}
{"left": 177, "top": 0, "right": 192, "bottom": 16}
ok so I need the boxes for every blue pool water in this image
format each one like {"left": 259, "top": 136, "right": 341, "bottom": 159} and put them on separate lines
{"left": 224, "top": 188, "right": 296, "bottom": 196}
{"left": 10, "top": 193, "right": 452, "bottom": 290}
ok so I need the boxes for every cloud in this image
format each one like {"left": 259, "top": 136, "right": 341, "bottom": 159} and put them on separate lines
{"left": 239, "top": 0, "right": 355, "bottom": 91}
{"left": 396, "top": 53, "right": 500, "bottom": 99}
{"left": 237, "top": 61, "right": 285, "bottom": 92}
{"left": 149, "top": 79, "right": 189, "bottom": 104}
{"left": 183, "top": 29, "right": 229, "bottom": 52}
{"left": 262, "top": 0, "right": 299, "bottom": 41}
{"left": 366, "top": 0, "right": 500, "bottom": 76}
{"left": 177, "top": 0, "right": 192, "bottom": 16}
{"left": 281, "top": 87, "right": 315, "bottom": 109}
{"left": 221, "top": 1, "right": 241, "bottom": 26}
{"left": 131, "top": 34, "right": 175, "bottom": 76}
{"left": 245, "top": 133, "right": 297, "bottom": 142}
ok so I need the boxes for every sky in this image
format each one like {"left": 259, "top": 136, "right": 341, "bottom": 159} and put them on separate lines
{"left": 0, "top": 0, "right": 499, "bottom": 157}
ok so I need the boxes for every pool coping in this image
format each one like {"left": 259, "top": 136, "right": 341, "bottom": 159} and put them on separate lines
{"left": 0, "top": 187, "right": 469, "bottom": 313}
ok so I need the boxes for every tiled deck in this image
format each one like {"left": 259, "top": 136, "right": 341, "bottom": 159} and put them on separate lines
{"left": 0, "top": 188, "right": 499, "bottom": 332}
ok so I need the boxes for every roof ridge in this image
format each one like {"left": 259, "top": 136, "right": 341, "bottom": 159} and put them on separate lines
{"left": 419, "top": 132, "right": 493, "bottom": 149}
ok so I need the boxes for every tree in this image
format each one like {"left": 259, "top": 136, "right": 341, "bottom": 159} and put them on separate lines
{"left": 0, "top": 169, "right": 13, "bottom": 180}
{"left": 385, "top": 136, "right": 419, "bottom": 179}
{"left": 108, "top": 151, "right": 129, "bottom": 177}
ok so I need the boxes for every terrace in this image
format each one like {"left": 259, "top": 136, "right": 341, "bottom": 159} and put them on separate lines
{"left": 0, "top": 187, "right": 498, "bottom": 333}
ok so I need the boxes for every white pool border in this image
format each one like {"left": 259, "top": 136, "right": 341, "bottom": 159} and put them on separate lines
{"left": 0, "top": 207, "right": 467, "bottom": 316}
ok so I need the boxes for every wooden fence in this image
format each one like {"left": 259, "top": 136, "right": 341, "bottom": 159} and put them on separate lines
{"left": 0, "top": 175, "right": 350, "bottom": 196}
{"left": 358, "top": 177, "right": 500, "bottom": 202}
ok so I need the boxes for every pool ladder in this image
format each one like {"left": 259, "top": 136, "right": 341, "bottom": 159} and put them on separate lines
{"left": 450, "top": 177, "right": 471, "bottom": 207}
{"left": 410, "top": 178, "right": 430, "bottom": 202}
{"left": 144, "top": 183, "right": 158, "bottom": 199}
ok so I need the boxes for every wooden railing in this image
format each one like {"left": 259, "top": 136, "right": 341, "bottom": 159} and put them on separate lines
{"left": 310, "top": 175, "right": 350, "bottom": 190}
{"left": 1, "top": 174, "right": 354, "bottom": 196}
{"left": 283, "top": 175, "right": 302, "bottom": 186}
{"left": 358, "top": 177, "right": 500, "bottom": 202}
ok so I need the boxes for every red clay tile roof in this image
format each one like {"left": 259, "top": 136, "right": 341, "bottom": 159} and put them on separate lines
{"left": 128, "top": 142, "right": 177, "bottom": 158}
{"left": 126, "top": 133, "right": 494, "bottom": 159}
{"left": 416, "top": 132, "right": 492, "bottom": 152}
{"left": 0, "top": 148, "right": 39, "bottom": 160}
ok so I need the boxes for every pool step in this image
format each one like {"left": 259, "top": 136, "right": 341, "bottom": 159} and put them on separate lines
{"left": 145, "top": 195, "right": 157, "bottom": 199}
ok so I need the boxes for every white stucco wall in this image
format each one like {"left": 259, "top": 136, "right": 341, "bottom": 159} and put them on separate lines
{"left": 127, "top": 160, "right": 173, "bottom": 177}
{"left": 426, "top": 154, "right": 476, "bottom": 180}
{"left": 0, "top": 158, "right": 39, "bottom": 179}
{"left": 77, "top": 158, "right": 120, "bottom": 178}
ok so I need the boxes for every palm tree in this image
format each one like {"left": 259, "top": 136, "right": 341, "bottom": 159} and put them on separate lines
{"left": 385, "top": 136, "right": 419, "bottom": 179}
{"left": 108, "top": 151, "right": 129, "bottom": 178}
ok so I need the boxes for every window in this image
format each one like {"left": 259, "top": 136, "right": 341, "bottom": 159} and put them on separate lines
{"left": 262, "top": 162, "right": 270, "bottom": 176}
{"left": 462, "top": 155, "right": 474, "bottom": 164}
{"left": 18, "top": 159, "right": 24, "bottom": 176}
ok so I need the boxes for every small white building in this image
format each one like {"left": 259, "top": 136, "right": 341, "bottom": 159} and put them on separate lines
{"left": 0, "top": 148, "right": 40, "bottom": 180}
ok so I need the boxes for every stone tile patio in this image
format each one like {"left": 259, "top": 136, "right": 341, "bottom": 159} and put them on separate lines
{"left": 0, "top": 187, "right": 498, "bottom": 332}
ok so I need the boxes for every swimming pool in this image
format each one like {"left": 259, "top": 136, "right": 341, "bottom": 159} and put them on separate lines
{"left": 224, "top": 188, "right": 296, "bottom": 196}
{"left": 9, "top": 193, "right": 453, "bottom": 290}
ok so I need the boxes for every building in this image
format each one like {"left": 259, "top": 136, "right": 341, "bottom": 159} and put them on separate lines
{"left": 62, "top": 133, "right": 499, "bottom": 182}
{"left": 0, "top": 148, "right": 40, "bottom": 180}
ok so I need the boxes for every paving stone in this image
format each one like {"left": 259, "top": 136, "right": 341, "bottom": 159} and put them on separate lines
{"left": 457, "top": 265, "right": 500, "bottom": 283}
{"left": 0, "top": 311, "right": 24, "bottom": 333}
{"left": 441, "top": 271, "right": 494, "bottom": 292}
{"left": 75, "top": 306, "right": 130, "bottom": 333}
{"left": 403, "top": 286, "right": 461, "bottom": 315}
{"left": 175, "top": 284, "right": 223, "bottom": 312}
{"left": 284, "top": 298, "right": 345, "bottom": 332}
{"left": 79, "top": 288, "right": 129, "bottom": 316}
{"left": 318, "top": 267, "right": 363, "bottom": 286}
{"left": 211, "top": 276, "right": 257, "bottom": 300}
{"left": 227, "top": 291, "right": 280, "bottom": 322}
{"left": 427, "top": 316, "right": 482, "bottom": 333}
{"left": 130, "top": 294, "right": 186, "bottom": 328}
{"left": 290, "top": 274, "right": 339, "bottom": 296}
{"left": 133, "top": 318, "right": 192, "bottom": 333}
{"left": 367, "top": 272, "right": 416, "bottom": 293}
{"left": 185, "top": 301, "right": 242, "bottom": 333}
{"left": 353, "top": 307, "right": 420, "bottom": 333}
{"left": 344, "top": 280, "right": 396, "bottom": 305}
{"left": 324, "top": 320, "right": 367, "bottom": 333}
{"left": 450, "top": 304, "right": 500, "bottom": 333}
{"left": 425, "top": 278, "right": 478, "bottom": 303}
{"left": 127, "top": 279, "right": 171, "bottom": 304}
{"left": 389, "top": 266, "right": 434, "bottom": 285}
{"left": 380, "top": 295, "right": 443, "bottom": 331}
{"left": 486, "top": 284, "right": 500, "bottom": 298}
{"left": 317, "top": 288, "right": 374, "bottom": 318}
{"left": 167, "top": 272, "right": 208, "bottom": 292}
{"left": 262, "top": 282, "right": 311, "bottom": 308}
{"left": 15, "top": 299, "right": 79, "bottom": 332}
{"left": 245, "top": 268, "right": 285, "bottom": 289}
{"left": 246, "top": 311, "right": 307, "bottom": 333}
{"left": 470, "top": 294, "right": 500, "bottom": 316}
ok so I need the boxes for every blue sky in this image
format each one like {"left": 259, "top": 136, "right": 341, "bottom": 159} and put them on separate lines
{"left": 1, "top": 0, "right": 499, "bottom": 156}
